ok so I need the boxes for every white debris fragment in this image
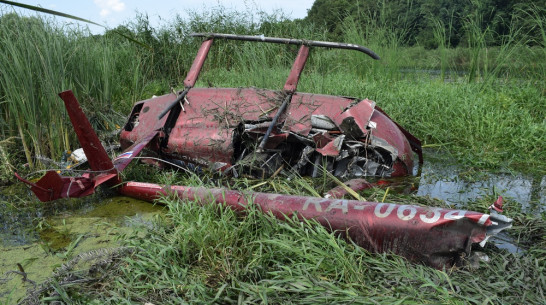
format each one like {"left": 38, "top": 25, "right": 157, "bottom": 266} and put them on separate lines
{"left": 70, "top": 148, "right": 87, "bottom": 163}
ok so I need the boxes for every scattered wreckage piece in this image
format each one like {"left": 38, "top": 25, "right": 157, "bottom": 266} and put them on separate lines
{"left": 120, "top": 33, "right": 423, "bottom": 179}
{"left": 119, "top": 182, "right": 512, "bottom": 269}
{"left": 16, "top": 90, "right": 512, "bottom": 269}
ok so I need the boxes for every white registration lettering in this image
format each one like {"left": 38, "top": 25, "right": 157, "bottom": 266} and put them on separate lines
{"left": 353, "top": 204, "right": 367, "bottom": 211}
{"left": 419, "top": 208, "right": 442, "bottom": 223}
{"left": 302, "top": 199, "right": 322, "bottom": 212}
{"left": 374, "top": 203, "right": 396, "bottom": 218}
{"left": 397, "top": 205, "right": 417, "bottom": 221}
{"left": 444, "top": 210, "right": 466, "bottom": 220}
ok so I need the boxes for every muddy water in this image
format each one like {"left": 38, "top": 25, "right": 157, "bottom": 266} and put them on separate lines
{"left": 412, "top": 152, "right": 543, "bottom": 254}
{"left": 0, "top": 192, "right": 165, "bottom": 302}
{"left": 415, "top": 153, "right": 545, "bottom": 212}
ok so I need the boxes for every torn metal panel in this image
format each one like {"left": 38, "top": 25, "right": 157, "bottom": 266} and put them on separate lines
{"left": 121, "top": 89, "right": 419, "bottom": 178}
{"left": 366, "top": 108, "right": 416, "bottom": 176}
{"left": 115, "top": 33, "right": 421, "bottom": 179}
{"left": 283, "top": 93, "right": 354, "bottom": 136}
{"left": 312, "top": 131, "right": 335, "bottom": 149}
{"left": 316, "top": 135, "right": 345, "bottom": 156}
{"left": 331, "top": 98, "right": 375, "bottom": 139}
{"left": 375, "top": 106, "right": 423, "bottom": 165}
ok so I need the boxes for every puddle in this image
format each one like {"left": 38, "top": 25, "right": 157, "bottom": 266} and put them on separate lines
{"left": 409, "top": 152, "right": 544, "bottom": 255}
{"left": 0, "top": 192, "right": 165, "bottom": 302}
{"left": 415, "top": 153, "right": 545, "bottom": 212}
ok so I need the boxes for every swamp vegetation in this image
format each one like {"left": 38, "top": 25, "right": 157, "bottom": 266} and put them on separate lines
{"left": 0, "top": 1, "right": 545, "bottom": 304}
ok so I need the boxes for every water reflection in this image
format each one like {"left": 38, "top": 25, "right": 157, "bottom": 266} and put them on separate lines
{"left": 415, "top": 156, "right": 545, "bottom": 212}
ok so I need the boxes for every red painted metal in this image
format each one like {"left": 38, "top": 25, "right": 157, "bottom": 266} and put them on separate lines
{"left": 14, "top": 171, "right": 117, "bottom": 202}
{"left": 120, "top": 94, "right": 173, "bottom": 148}
{"left": 118, "top": 181, "right": 500, "bottom": 269}
{"left": 121, "top": 89, "right": 415, "bottom": 176}
{"left": 16, "top": 90, "right": 121, "bottom": 201}
{"left": 331, "top": 98, "right": 374, "bottom": 138}
{"left": 59, "top": 91, "right": 117, "bottom": 178}
{"left": 368, "top": 109, "right": 415, "bottom": 176}
{"left": 183, "top": 39, "right": 213, "bottom": 87}
{"left": 315, "top": 138, "right": 343, "bottom": 156}
{"left": 113, "top": 130, "right": 159, "bottom": 172}
{"left": 118, "top": 35, "right": 422, "bottom": 178}
{"left": 375, "top": 106, "right": 424, "bottom": 165}
{"left": 161, "top": 88, "right": 280, "bottom": 166}
{"left": 284, "top": 45, "right": 309, "bottom": 92}
{"left": 489, "top": 196, "right": 504, "bottom": 212}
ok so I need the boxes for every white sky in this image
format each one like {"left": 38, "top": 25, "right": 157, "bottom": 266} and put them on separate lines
{"left": 4, "top": 0, "right": 315, "bottom": 33}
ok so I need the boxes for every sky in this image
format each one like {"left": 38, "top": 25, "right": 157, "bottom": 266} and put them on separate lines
{"left": 4, "top": 0, "right": 315, "bottom": 34}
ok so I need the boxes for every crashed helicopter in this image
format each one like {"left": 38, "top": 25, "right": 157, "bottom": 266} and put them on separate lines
{"left": 16, "top": 33, "right": 511, "bottom": 269}
{"left": 121, "top": 33, "right": 423, "bottom": 179}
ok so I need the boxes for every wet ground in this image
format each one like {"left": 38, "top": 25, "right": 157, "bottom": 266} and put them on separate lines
{"left": 0, "top": 194, "right": 165, "bottom": 302}
{"left": 1, "top": 153, "right": 544, "bottom": 301}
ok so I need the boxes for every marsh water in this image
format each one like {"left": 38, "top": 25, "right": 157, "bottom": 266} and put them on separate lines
{"left": 0, "top": 194, "right": 165, "bottom": 301}
{"left": 415, "top": 153, "right": 545, "bottom": 212}
{"left": 1, "top": 153, "right": 544, "bottom": 301}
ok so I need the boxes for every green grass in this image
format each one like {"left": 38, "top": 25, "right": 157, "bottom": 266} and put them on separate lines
{"left": 4, "top": 167, "right": 543, "bottom": 304}
{"left": 19, "top": 170, "right": 544, "bottom": 304}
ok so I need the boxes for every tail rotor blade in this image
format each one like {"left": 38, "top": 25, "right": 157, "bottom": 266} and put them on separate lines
{"left": 58, "top": 90, "right": 116, "bottom": 175}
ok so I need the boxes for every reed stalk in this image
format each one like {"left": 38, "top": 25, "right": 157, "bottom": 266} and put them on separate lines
{"left": 430, "top": 10, "right": 454, "bottom": 81}
{"left": 463, "top": 0, "right": 491, "bottom": 83}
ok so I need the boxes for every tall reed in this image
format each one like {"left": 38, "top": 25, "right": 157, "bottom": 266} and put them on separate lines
{"left": 430, "top": 10, "right": 454, "bottom": 81}
{"left": 514, "top": 3, "right": 546, "bottom": 84}
{"left": 462, "top": 0, "right": 492, "bottom": 83}
{"left": 0, "top": 14, "right": 68, "bottom": 166}
{"left": 0, "top": 12, "right": 145, "bottom": 167}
